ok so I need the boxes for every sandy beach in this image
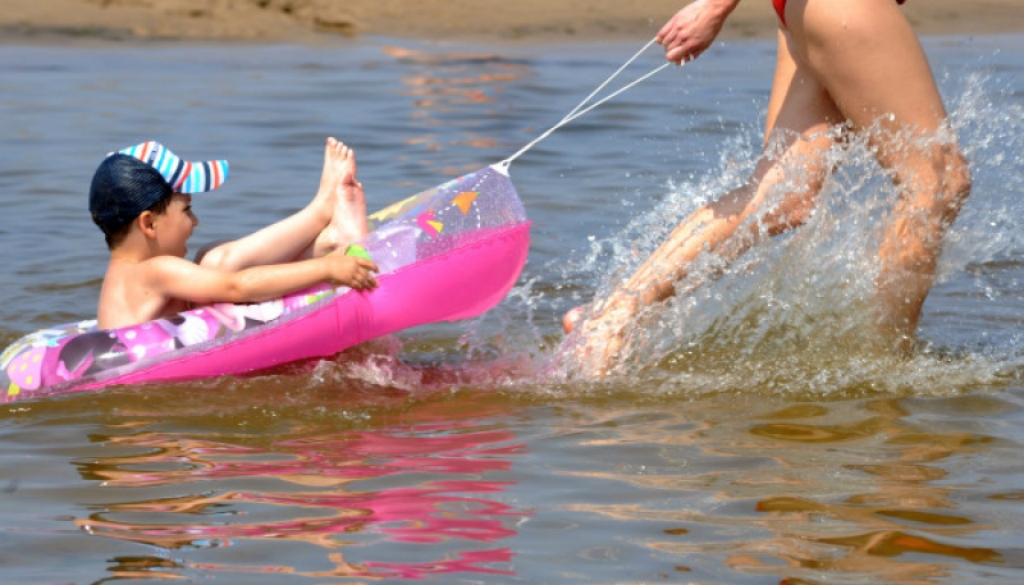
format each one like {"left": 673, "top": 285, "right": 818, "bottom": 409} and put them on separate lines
{"left": 2, "top": 0, "right": 1023, "bottom": 45}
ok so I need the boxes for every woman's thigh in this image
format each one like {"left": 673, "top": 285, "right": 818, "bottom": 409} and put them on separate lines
{"left": 764, "top": 27, "right": 843, "bottom": 142}
{"left": 783, "top": 0, "right": 947, "bottom": 142}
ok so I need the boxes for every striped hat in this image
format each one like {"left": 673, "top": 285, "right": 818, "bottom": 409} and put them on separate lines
{"left": 89, "top": 141, "right": 229, "bottom": 236}
{"left": 118, "top": 141, "right": 228, "bottom": 194}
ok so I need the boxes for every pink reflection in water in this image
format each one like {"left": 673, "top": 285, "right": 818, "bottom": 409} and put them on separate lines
{"left": 75, "top": 418, "right": 528, "bottom": 579}
{"left": 84, "top": 426, "right": 522, "bottom": 487}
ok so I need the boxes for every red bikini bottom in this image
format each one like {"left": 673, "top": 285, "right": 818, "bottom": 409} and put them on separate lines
{"left": 773, "top": 0, "right": 906, "bottom": 27}
{"left": 772, "top": 0, "right": 788, "bottom": 25}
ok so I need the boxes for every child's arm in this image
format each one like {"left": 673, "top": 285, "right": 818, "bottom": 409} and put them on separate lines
{"left": 142, "top": 253, "right": 378, "bottom": 305}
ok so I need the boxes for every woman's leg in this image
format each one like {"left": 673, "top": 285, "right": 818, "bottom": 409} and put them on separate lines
{"left": 785, "top": 0, "right": 972, "bottom": 348}
{"left": 199, "top": 138, "right": 369, "bottom": 271}
{"left": 566, "top": 28, "right": 843, "bottom": 373}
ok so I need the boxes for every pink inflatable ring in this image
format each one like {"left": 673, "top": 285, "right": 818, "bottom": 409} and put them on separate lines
{"left": 1, "top": 164, "right": 530, "bottom": 402}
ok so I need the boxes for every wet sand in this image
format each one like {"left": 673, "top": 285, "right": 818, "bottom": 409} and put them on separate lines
{"left": 2, "top": 0, "right": 1023, "bottom": 45}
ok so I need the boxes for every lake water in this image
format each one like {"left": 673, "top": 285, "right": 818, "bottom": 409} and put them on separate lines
{"left": 2, "top": 32, "right": 1024, "bottom": 584}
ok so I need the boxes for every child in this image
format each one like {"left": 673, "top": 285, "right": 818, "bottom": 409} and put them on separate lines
{"left": 90, "top": 138, "right": 378, "bottom": 330}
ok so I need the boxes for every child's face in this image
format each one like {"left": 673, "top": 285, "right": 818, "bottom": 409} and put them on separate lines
{"left": 153, "top": 193, "right": 199, "bottom": 257}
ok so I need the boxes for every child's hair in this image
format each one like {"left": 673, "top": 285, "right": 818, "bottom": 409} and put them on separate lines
{"left": 90, "top": 153, "right": 174, "bottom": 248}
{"left": 101, "top": 194, "right": 174, "bottom": 250}
{"left": 88, "top": 142, "right": 228, "bottom": 249}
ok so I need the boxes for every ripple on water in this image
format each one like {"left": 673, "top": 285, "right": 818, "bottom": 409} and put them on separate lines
{"left": 2, "top": 35, "right": 1024, "bottom": 585}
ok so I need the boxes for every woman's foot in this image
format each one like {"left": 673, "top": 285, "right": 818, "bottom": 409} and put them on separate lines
{"left": 560, "top": 295, "right": 638, "bottom": 378}
{"left": 563, "top": 306, "right": 584, "bottom": 334}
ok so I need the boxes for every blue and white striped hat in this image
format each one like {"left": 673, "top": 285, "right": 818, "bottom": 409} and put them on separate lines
{"left": 117, "top": 141, "right": 228, "bottom": 194}
{"left": 89, "top": 141, "right": 229, "bottom": 236}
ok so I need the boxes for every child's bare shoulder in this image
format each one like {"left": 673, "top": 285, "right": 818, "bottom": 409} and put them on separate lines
{"left": 99, "top": 256, "right": 196, "bottom": 328}
{"left": 136, "top": 255, "right": 209, "bottom": 286}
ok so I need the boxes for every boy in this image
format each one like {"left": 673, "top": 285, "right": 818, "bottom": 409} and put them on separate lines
{"left": 90, "top": 138, "right": 378, "bottom": 330}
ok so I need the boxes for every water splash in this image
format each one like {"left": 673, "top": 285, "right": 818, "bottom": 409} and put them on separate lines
{"left": 535, "top": 69, "right": 1024, "bottom": 397}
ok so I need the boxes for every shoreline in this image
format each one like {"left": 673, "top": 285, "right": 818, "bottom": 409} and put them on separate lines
{"left": 2, "top": 1, "right": 1023, "bottom": 47}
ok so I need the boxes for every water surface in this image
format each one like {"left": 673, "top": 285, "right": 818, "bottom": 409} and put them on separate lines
{"left": 2, "top": 34, "right": 1024, "bottom": 584}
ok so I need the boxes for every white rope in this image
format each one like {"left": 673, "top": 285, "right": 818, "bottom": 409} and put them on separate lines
{"left": 559, "top": 37, "right": 662, "bottom": 124}
{"left": 499, "top": 37, "right": 674, "bottom": 169}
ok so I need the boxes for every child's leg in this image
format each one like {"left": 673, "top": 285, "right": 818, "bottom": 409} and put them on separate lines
{"left": 199, "top": 138, "right": 366, "bottom": 271}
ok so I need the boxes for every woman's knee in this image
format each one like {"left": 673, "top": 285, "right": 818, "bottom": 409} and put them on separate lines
{"left": 911, "top": 143, "right": 972, "bottom": 226}
{"left": 939, "top": 148, "right": 972, "bottom": 225}
{"left": 763, "top": 193, "right": 817, "bottom": 236}
{"left": 894, "top": 139, "right": 971, "bottom": 226}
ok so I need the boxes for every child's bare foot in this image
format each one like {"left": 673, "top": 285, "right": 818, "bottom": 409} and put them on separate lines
{"left": 312, "top": 137, "right": 345, "bottom": 222}
{"left": 330, "top": 141, "right": 368, "bottom": 244}
{"left": 313, "top": 138, "right": 368, "bottom": 255}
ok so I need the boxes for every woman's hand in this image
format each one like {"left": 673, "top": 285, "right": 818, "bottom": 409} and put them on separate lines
{"left": 656, "top": 0, "right": 740, "bottom": 64}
